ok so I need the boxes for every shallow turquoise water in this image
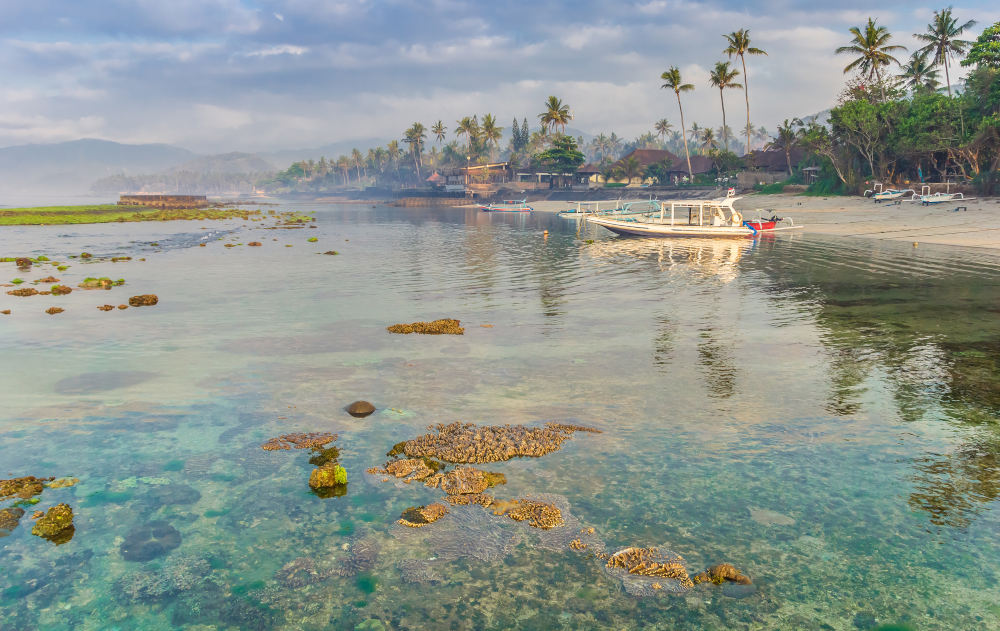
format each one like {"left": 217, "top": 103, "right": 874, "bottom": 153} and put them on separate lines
{"left": 1, "top": 204, "right": 999, "bottom": 630}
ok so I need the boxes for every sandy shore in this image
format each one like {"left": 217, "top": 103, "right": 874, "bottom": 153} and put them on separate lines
{"left": 527, "top": 194, "right": 1000, "bottom": 251}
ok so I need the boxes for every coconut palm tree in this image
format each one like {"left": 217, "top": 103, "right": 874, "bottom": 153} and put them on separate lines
{"left": 708, "top": 60, "right": 742, "bottom": 153}
{"left": 914, "top": 7, "right": 976, "bottom": 98}
{"left": 688, "top": 122, "right": 702, "bottom": 143}
{"left": 723, "top": 29, "right": 767, "bottom": 155}
{"left": 404, "top": 122, "right": 426, "bottom": 180}
{"left": 480, "top": 113, "right": 502, "bottom": 161}
{"left": 539, "top": 96, "right": 572, "bottom": 135}
{"left": 337, "top": 156, "right": 351, "bottom": 185}
{"left": 836, "top": 18, "right": 906, "bottom": 101}
{"left": 654, "top": 119, "right": 673, "bottom": 143}
{"left": 351, "top": 148, "right": 364, "bottom": 182}
{"left": 455, "top": 116, "right": 480, "bottom": 155}
{"left": 386, "top": 140, "right": 402, "bottom": 177}
{"left": 765, "top": 119, "right": 802, "bottom": 176}
{"left": 431, "top": 120, "right": 447, "bottom": 144}
{"left": 618, "top": 156, "right": 644, "bottom": 184}
{"left": 700, "top": 128, "right": 718, "bottom": 152}
{"left": 898, "top": 50, "right": 942, "bottom": 92}
{"left": 660, "top": 66, "right": 695, "bottom": 179}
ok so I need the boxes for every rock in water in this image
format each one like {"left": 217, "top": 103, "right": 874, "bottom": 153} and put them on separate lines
{"left": 309, "top": 463, "right": 347, "bottom": 489}
{"left": 386, "top": 319, "right": 464, "bottom": 335}
{"left": 120, "top": 520, "right": 181, "bottom": 561}
{"left": 346, "top": 400, "right": 376, "bottom": 418}
{"left": 31, "top": 503, "right": 75, "bottom": 543}
{"left": 0, "top": 507, "right": 26, "bottom": 536}
{"left": 128, "top": 294, "right": 159, "bottom": 307}
{"left": 692, "top": 563, "right": 752, "bottom": 585}
{"left": 397, "top": 503, "right": 448, "bottom": 528}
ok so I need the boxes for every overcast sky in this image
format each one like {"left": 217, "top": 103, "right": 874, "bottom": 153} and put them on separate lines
{"left": 1, "top": 0, "right": 998, "bottom": 153}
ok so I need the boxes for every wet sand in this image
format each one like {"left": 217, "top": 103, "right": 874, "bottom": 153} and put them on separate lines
{"left": 524, "top": 194, "right": 1000, "bottom": 251}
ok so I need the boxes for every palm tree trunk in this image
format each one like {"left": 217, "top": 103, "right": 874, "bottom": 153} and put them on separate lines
{"left": 677, "top": 94, "right": 693, "bottom": 180}
{"left": 786, "top": 148, "right": 792, "bottom": 177}
{"left": 741, "top": 54, "right": 750, "bottom": 155}
{"left": 719, "top": 88, "right": 729, "bottom": 151}
{"left": 944, "top": 58, "right": 952, "bottom": 98}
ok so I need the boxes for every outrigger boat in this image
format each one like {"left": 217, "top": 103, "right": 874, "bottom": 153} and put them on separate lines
{"left": 480, "top": 198, "right": 533, "bottom": 212}
{"left": 587, "top": 194, "right": 802, "bottom": 238}
{"left": 912, "top": 192, "right": 974, "bottom": 205}
{"left": 558, "top": 199, "right": 661, "bottom": 219}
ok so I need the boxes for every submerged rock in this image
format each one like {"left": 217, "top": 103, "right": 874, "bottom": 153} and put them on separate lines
{"left": 1, "top": 476, "right": 54, "bottom": 499}
{"left": 7, "top": 287, "right": 38, "bottom": 297}
{"left": 120, "top": 520, "right": 182, "bottom": 561}
{"left": 116, "top": 555, "right": 210, "bottom": 602}
{"left": 492, "top": 498, "right": 564, "bottom": 529}
{"left": 46, "top": 477, "right": 79, "bottom": 489}
{"left": 98, "top": 304, "right": 115, "bottom": 311}
{"left": 439, "top": 467, "right": 504, "bottom": 495}
{"left": 0, "top": 507, "right": 26, "bottom": 535}
{"left": 1, "top": 309, "right": 9, "bottom": 315}
{"left": 36, "top": 276, "right": 60, "bottom": 283}
{"left": 399, "top": 421, "right": 600, "bottom": 464}
{"left": 45, "top": 307, "right": 64, "bottom": 314}
{"left": 14, "top": 257, "right": 32, "bottom": 268}
{"left": 275, "top": 556, "right": 331, "bottom": 588}
{"left": 398, "top": 503, "right": 448, "bottom": 528}
{"left": 309, "top": 463, "right": 347, "bottom": 490}
{"left": 31, "top": 503, "right": 75, "bottom": 543}
{"left": 346, "top": 400, "right": 376, "bottom": 418}
{"left": 602, "top": 546, "right": 694, "bottom": 593}
{"left": 261, "top": 432, "right": 337, "bottom": 451}
{"left": 50, "top": 285, "right": 72, "bottom": 295}
{"left": 386, "top": 319, "right": 464, "bottom": 335}
{"left": 128, "top": 294, "right": 158, "bottom": 307}
{"left": 247, "top": 242, "right": 262, "bottom": 247}
{"left": 692, "top": 563, "right": 752, "bottom": 585}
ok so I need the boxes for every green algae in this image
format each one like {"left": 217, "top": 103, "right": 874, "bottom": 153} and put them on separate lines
{"left": 355, "top": 573, "right": 378, "bottom": 594}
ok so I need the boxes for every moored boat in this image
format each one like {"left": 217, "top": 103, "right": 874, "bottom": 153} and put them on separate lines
{"left": 587, "top": 196, "right": 802, "bottom": 238}
{"left": 480, "top": 198, "right": 533, "bottom": 212}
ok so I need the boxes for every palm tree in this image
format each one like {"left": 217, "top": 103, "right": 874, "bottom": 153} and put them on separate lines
{"left": 386, "top": 140, "right": 402, "bottom": 177}
{"left": 914, "top": 7, "right": 976, "bottom": 98}
{"left": 708, "top": 60, "right": 742, "bottom": 153}
{"left": 351, "top": 148, "right": 364, "bottom": 181}
{"left": 660, "top": 66, "right": 695, "bottom": 179}
{"left": 765, "top": 119, "right": 801, "bottom": 176}
{"left": 619, "top": 156, "right": 644, "bottom": 183}
{"left": 898, "top": 51, "right": 941, "bottom": 92}
{"left": 836, "top": 18, "right": 906, "bottom": 101}
{"left": 723, "top": 29, "right": 767, "bottom": 155}
{"left": 700, "top": 128, "right": 718, "bottom": 152}
{"left": 688, "top": 122, "right": 702, "bottom": 142}
{"left": 654, "top": 119, "right": 673, "bottom": 143}
{"left": 480, "top": 113, "right": 502, "bottom": 161}
{"left": 539, "top": 96, "right": 572, "bottom": 135}
{"left": 455, "top": 116, "right": 480, "bottom": 154}
{"left": 431, "top": 120, "right": 447, "bottom": 144}
{"left": 404, "top": 122, "right": 426, "bottom": 180}
{"left": 336, "top": 156, "right": 351, "bottom": 185}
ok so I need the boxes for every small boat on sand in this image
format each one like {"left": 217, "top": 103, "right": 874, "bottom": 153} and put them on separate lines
{"left": 912, "top": 192, "right": 973, "bottom": 205}
{"left": 480, "top": 199, "right": 533, "bottom": 212}
{"left": 587, "top": 195, "right": 802, "bottom": 238}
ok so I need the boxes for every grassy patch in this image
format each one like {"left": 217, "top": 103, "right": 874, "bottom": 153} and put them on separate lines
{"left": 0, "top": 204, "right": 263, "bottom": 225}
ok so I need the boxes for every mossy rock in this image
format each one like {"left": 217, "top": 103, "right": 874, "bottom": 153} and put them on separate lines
{"left": 31, "top": 503, "right": 75, "bottom": 543}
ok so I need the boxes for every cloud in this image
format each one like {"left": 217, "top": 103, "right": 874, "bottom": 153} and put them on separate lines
{"left": 246, "top": 44, "right": 308, "bottom": 57}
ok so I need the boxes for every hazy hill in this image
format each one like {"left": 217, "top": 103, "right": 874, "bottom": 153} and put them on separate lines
{"left": 0, "top": 138, "right": 195, "bottom": 196}
{"left": 173, "top": 152, "right": 275, "bottom": 174}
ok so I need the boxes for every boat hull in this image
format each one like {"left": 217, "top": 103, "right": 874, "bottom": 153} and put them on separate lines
{"left": 480, "top": 205, "right": 532, "bottom": 212}
{"left": 588, "top": 216, "right": 802, "bottom": 238}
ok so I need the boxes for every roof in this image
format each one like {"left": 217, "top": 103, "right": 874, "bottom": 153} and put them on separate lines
{"left": 742, "top": 148, "right": 806, "bottom": 171}
{"left": 576, "top": 163, "right": 602, "bottom": 174}
{"left": 615, "top": 149, "right": 682, "bottom": 169}
{"left": 426, "top": 172, "right": 444, "bottom": 183}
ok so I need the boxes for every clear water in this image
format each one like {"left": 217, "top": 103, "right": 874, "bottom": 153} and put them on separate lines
{"left": 1, "top": 204, "right": 998, "bottom": 631}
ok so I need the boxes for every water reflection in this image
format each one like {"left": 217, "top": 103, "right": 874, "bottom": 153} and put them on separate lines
{"left": 584, "top": 237, "right": 752, "bottom": 281}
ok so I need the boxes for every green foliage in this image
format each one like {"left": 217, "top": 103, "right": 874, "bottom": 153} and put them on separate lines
{"left": 644, "top": 158, "right": 675, "bottom": 184}
{"left": 754, "top": 181, "right": 789, "bottom": 194}
{"left": 11, "top": 278, "right": 24, "bottom": 284}
{"left": 532, "top": 135, "right": 585, "bottom": 173}
{"left": 307, "top": 237, "right": 318, "bottom": 242}
{"left": 334, "top": 464, "right": 348, "bottom": 485}
{"left": 709, "top": 149, "right": 743, "bottom": 174}
{"left": 962, "top": 22, "right": 1000, "bottom": 69}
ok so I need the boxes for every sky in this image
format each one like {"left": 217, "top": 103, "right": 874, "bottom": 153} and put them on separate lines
{"left": 1, "top": 0, "right": 998, "bottom": 153}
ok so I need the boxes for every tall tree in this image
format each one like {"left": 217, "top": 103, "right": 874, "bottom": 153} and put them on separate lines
{"left": 455, "top": 116, "right": 480, "bottom": 155}
{"left": 960, "top": 21, "right": 1000, "bottom": 69}
{"left": 708, "top": 60, "right": 742, "bottom": 152}
{"left": 836, "top": 18, "right": 906, "bottom": 102}
{"left": 654, "top": 118, "right": 673, "bottom": 142}
{"left": 898, "top": 51, "right": 942, "bottom": 92}
{"left": 724, "top": 29, "right": 767, "bottom": 155}
{"left": 351, "top": 148, "right": 364, "bottom": 181}
{"left": 386, "top": 140, "right": 402, "bottom": 176}
{"left": 765, "top": 119, "right": 802, "bottom": 176}
{"left": 431, "top": 120, "right": 447, "bottom": 144}
{"left": 914, "top": 7, "right": 976, "bottom": 98}
{"left": 539, "top": 96, "right": 572, "bottom": 135}
{"left": 660, "top": 66, "right": 695, "bottom": 179}
{"left": 404, "top": 122, "right": 426, "bottom": 180}
{"left": 480, "top": 113, "right": 502, "bottom": 161}
{"left": 700, "top": 128, "right": 718, "bottom": 151}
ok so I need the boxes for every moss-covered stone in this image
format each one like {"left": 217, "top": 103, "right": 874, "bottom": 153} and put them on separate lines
{"left": 31, "top": 503, "right": 75, "bottom": 543}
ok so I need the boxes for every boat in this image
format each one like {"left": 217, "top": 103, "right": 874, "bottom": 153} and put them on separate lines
{"left": 912, "top": 192, "right": 973, "bottom": 205}
{"left": 480, "top": 199, "right": 533, "bottom": 212}
{"left": 586, "top": 195, "right": 802, "bottom": 238}
{"left": 559, "top": 199, "right": 661, "bottom": 219}
{"left": 864, "top": 183, "right": 916, "bottom": 203}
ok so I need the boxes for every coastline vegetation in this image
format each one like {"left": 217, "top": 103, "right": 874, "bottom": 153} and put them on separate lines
{"left": 0, "top": 204, "right": 263, "bottom": 226}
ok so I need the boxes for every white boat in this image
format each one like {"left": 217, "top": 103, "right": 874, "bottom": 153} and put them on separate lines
{"left": 480, "top": 198, "right": 532, "bottom": 212}
{"left": 560, "top": 199, "right": 661, "bottom": 219}
{"left": 587, "top": 195, "right": 802, "bottom": 238}
{"left": 913, "top": 192, "right": 973, "bottom": 205}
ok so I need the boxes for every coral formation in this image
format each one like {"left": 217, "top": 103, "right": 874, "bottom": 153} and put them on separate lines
{"left": 128, "top": 294, "right": 159, "bottom": 307}
{"left": 1, "top": 476, "right": 54, "bottom": 499}
{"left": 14, "top": 257, "right": 32, "bottom": 268}
{"left": 79, "top": 277, "right": 124, "bottom": 289}
{"left": 116, "top": 555, "right": 210, "bottom": 601}
{"left": 50, "top": 285, "right": 72, "bottom": 295}
{"left": 692, "top": 563, "right": 752, "bottom": 585}
{"left": 36, "top": 276, "right": 59, "bottom": 283}
{"left": 46, "top": 477, "right": 79, "bottom": 489}
{"left": 346, "top": 400, "right": 376, "bottom": 418}
{"left": 80, "top": 252, "right": 92, "bottom": 259}
{"left": 308, "top": 446, "right": 340, "bottom": 467}
{"left": 426, "top": 504, "right": 520, "bottom": 563}
{"left": 397, "top": 503, "right": 449, "bottom": 528}
{"left": 386, "top": 318, "right": 464, "bottom": 335}
{"left": 323, "top": 250, "right": 339, "bottom": 255}
{"left": 0, "top": 507, "right": 25, "bottom": 535}
{"left": 45, "top": 307, "right": 64, "bottom": 314}
{"left": 443, "top": 493, "right": 494, "bottom": 507}
{"left": 397, "top": 559, "right": 442, "bottom": 584}
{"left": 275, "top": 556, "right": 331, "bottom": 588}
{"left": 439, "top": 467, "right": 505, "bottom": 495}
{"left": 334, "top": 538, "right": 378, "bottom": 577}
{"left": 367, "top": 458, "right": 436, "bottom": 483}
{"left": 31, "top": 503, "right": 75, "bottom": 543}
{"left": 492, "top": 498, "right": 564, "bottom": 529}
{"left": 98, "top": 304, "right": 115, "bottom": 311}
{"left": 604, "top": 547, "right": 694, "bottom": 589}
{"left": 399, "top": 421, "right": 599, "bottom": 463}
{"left": 120, "top": 520, "right": 182, "bottom": 561}
{"left": 309, "top": 463, "right": 348, "bottom": 490}
{"left": 247, "top": 242, "right": 262, "bottom": 247}
{"left": 7, "top": 287, "right": 38, "bottom": 297}
{"left": 261, "top": 432, "right": 337, "bottom": 451}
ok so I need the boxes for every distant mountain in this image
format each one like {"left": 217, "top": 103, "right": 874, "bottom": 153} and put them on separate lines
{"left": 172, "top": 152, "right": 275, "bottom": 174}
{"left": 263, "top": 139, "right": 389, "bottom": 169}
{"left": 0, "top": 138, "right": 195, "bottom": 197}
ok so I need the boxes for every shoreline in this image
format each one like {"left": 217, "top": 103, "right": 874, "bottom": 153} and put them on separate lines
{"left": 525, "top": 194, "right": 1000, "bottom": 252}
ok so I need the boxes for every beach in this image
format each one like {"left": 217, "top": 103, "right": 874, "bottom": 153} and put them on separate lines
{"left": 525, "top": 193, "right": 1000, "bottom": 251}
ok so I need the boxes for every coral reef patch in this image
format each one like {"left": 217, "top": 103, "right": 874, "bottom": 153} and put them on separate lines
{"left": 397, "top": 503, "right": 449, "bottom": 528}
{"left": 128, "top": 294, "right": 158, "bottom": 307}
{"left": 261, "top": 432, "right": 337, "bottom": 451}
{"left": 386, "top": 318, "right": 464, "bottom": 335}
{"left": 0, "top": 507, "right": 26, "bottom": 535}
{"left": 1, "top": 476, "right": 54, "bottom": 499}
{"left": 120, "top": 520, "right": 182, "bottom": 561}
{"left": 399, "top": 421, "right": 600, "bottom": 464}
